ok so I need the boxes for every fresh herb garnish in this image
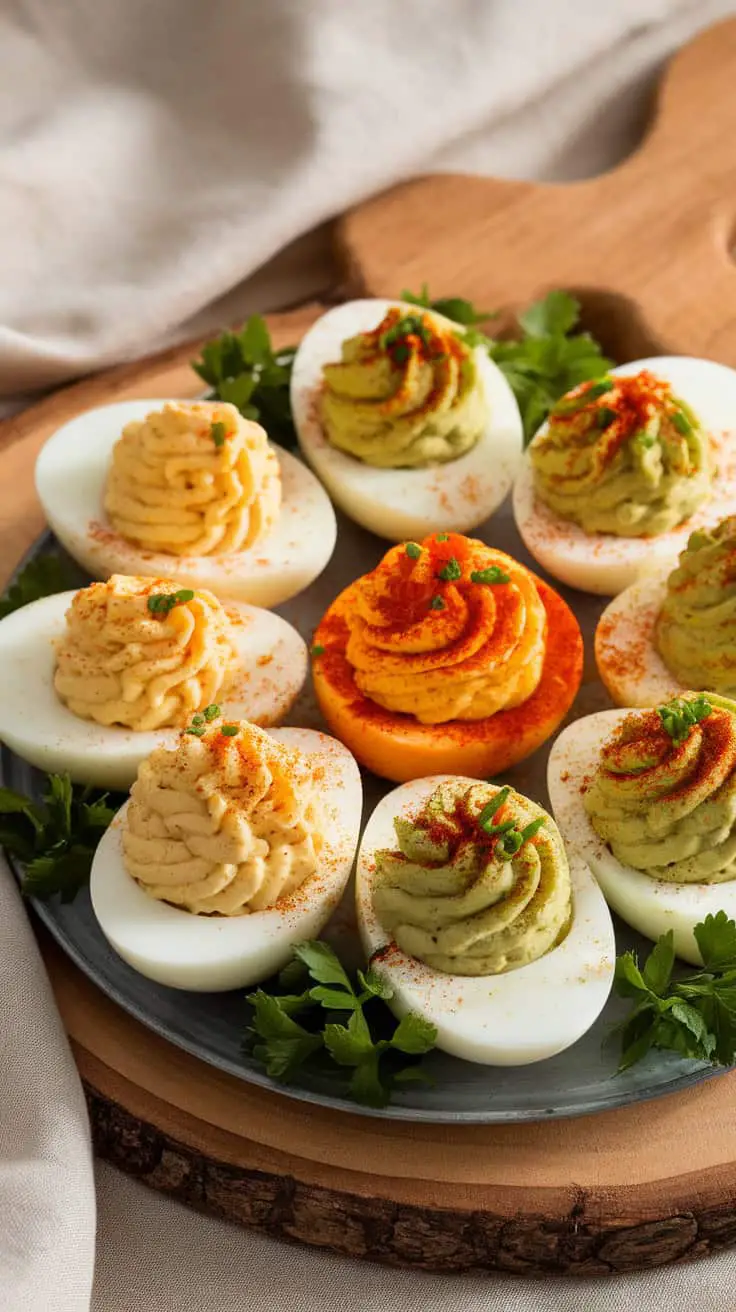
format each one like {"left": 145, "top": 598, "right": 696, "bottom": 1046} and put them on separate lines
{"left": 311, "top": 644, "right": 325, "bottom": 657}
{"left": 429, "top": 596, "right": 446, "bottom": 611}
{"left": 437, "top": 557, "right": 462, "bottom": 582}
{"left": 435, "top": 533, "right": 449, "bottom": 542}
{"left": 496, "top": 816, "right": 546, "bottom": 860}
{"left": 203, "top": 703, "right": 220, "bottom": 721}
{"left": 0, "top": 774, "right": 122, "bottom": 902}
{"left": 221, "top": 724, "right": 239, "bottom": 737}
{"left": 210, "top": 420, "right": 227, "bottom": 448}
{"left": 0, "top": 554, "right": 73, "bottom": 620}
{"left": 405, "top": 542, "right": 422, "bottom": 560}
{"left": 380, "top": 313, "right": 431, "bottom": 354}
{"left": 477, "top": 787, "right": 513, "bottom": 836}
{"left": 192, "top": 315, "right": 297, "bottom": 447}
{"left": 246, "top": 940, "right": 437, "bottom": 1108}
{"left": 657, "top": 694, "right": 712, "bottom": 745}
{"left": 615, "top": 913, "right": 736, "bottom": 1071}
{"left": 597, "top": 406, "right": 617, "bottom": 429}
{"left": 470, "top": 566, "right": 511, "bottom": 586}
{"left": 671, "top": 408, "right": 693, "bottom": 436}
{"left": 402, "top": 286, "right": 613, "bottom": 443}
{"left": 147, "top": 589, "right": 195, "bottom": 615}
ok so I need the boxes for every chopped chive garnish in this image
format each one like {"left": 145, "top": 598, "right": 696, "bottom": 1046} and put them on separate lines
{"left": 429, "top": 595, "right": 445, "bottom": 611}
{"left": 633, "top": 429, "right": 657, "bottom": 449}
{"left": 497, "top": 816, "right": 546, "bottom": 860}
{"left": 671, "top": 409, "right": 693, "bottom": 436}
{"left": 191, "top": 714, "right": 205, "bottom": 727}
{"left": 184, "top": 725, "right": 206, "bottom": 737}
{"left": 586, "top": 379, "right": 613, "bottom": 402}
{"left": 435, "top": 533, "right": 449, "bottom": 542}
{"left": 147, "top": 589, "right": 195, "bottom": 615}
{"left": 437, "top": 557, "right": 462, "bottom": 582}
{"left": 203, "top": 703, "right": 220, "bottom": 721}
{"left": 311, "top": 644, "right": 325, "bottom": 657}
{"left": 210, "top": 420, "right": 227, "bottom": 447}
{"left": 597, "top": 406, "right": 617, "bottom": 429}
{"left": 470, "top": 566, "right": 510, "bottom": 586}
{"left": 657, "top": 693, "right": 712, "bottom": 745}
{"left": 220, "top": 724, "right": 239, "bottom": 737}
{"left": 405, "top": 542, "right": 422, "bottom": 559}
{"left": 478, "top": 786, "right": 512, "bottom": 835}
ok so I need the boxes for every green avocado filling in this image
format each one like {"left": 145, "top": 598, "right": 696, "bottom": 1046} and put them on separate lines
{"left": 319, "top": 307, "right": 487, "bottom": 469}
{"left": 584, "top": 694, "right": 736, "bottom": 883}
{"left": 529, "top": 371, "right": 712, "bottom": 537}
{"left": 373, "top": 781, "right": 571, "bottom": 976}
{"left": 655, "top": 517, "right": 736, "bottom": 695}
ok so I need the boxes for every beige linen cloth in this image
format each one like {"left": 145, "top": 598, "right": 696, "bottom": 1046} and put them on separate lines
{"left": 3, "top": 2, "right": 736, "bottom": 1309}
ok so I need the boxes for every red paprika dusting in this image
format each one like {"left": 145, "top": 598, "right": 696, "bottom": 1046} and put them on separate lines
{"left": 552, "top": 371, "right": 684, "bottom": 470}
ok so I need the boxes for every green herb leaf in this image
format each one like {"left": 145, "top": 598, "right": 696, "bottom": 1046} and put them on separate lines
{"left": 642, "top": 932, "right": 675, "bottom": 997}
{"left": 405, "top": 542, "right": 422, "bottom": 560}
{"left": 470, "top": 566, "right": 511, "bottom": 585}
{"left": 220, "top": 725, "right": 239, "bottom": 737}
{"left": 294, "top": 940, "right": 354, "bottom": 993}
{"left": 0, "top": 554, "right": 73, "bottom": 620}
{"left": 324, "top": 1010, "right": 375, "bottom": 1066}
{"left": 0, "top": 773, "right": 122, "bottom": 902}
{"left": 390, "top": 1013, "right": 437, "bottom": 1056}
{"left": 477, "top": 786, "right": 512, "bottom": 835}
{"left": 357, "top": 967, "right": 394, "bottom": 1001}
{"left": 147, "top": 589, "right": 195, "bottom": 616}
{"left": 349, "top": 1054, "right": 389, "bottom": 1109}
{"left": 203, "top": 703, "right": 220, "bottom": 721}
{"left": 210, "top": 420, "right": 227, "bottom": 448}
{"left": 695, "top": 912, "right": 736, "bottom": 972}
{"left": 311, "top": 644, "right": 325, "bottom": 657}
{"left": 657, "top": 693, "right": 712, "bottom": 745}
{"left": 614, "top": 950, "right": 649, "bottom": 1000}
{"left": 518, "top": 290, "right": 579, "bottom": 338}
{"left": 436, "top": 557, "right": 462, "bottom": 582}
{"left": 429, "top": 596, "right": 445, "bottom": 611}
{"left": 246, "top": 991, "right": 323, "bottom": 1079}
{"left": 191, "top": 316, "right": 298, "bottom": 447}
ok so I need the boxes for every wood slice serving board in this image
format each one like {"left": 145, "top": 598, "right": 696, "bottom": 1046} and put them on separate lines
{"left": 6, "top": 16, "right": 736, "bottom": 1277}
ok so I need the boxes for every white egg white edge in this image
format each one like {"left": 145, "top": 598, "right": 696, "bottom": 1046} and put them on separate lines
{"left": 290, "top": 298, "right": 524, "bottom": 542}
{"left": 89, "top": 727, "right": 363, "bottom": 992}
{"left": 33, "top": 398, "right": 337, "bottom": 607}
{"left": 596, "top": 568, "right": 686, "bottom": 708}
{"left": 0, "top": 591, "right": 308, "bottom": 790}
{"left": 356, "top": 774, "right": 616, "bottom": 1066}
{"left": 512, "top": 355, "right": 736, "bottom": 597}
{"left": 547, "top": 710, "right": 736, "bottom": 967}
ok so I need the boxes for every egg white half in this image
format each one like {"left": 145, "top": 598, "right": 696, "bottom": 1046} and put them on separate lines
{"left": 90, "top": 728, "right": 362, "bottom": 992}
{"left": 34, "top": 400, "right": 337, "bottom": 608}
{"left": 547, "top": 710, "right": 736, "bottom": 966}
{"left": 0, "top": 591, "right": 307, "bottom": 789}
{"left": 595, "top": 568, "right": 684, "bottom": 708}
{"left": 513, "top": 357, "right": 736, "bottom": 596}
{"left": 355, "top": 775, "right": 615, "bottom": 1066}
{"left": 291, "top": 299, "right": 523, "bottom": 541}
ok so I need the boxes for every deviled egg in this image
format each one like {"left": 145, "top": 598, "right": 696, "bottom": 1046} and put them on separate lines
{"left": 0, "top": 574, "right": 307, "bottom": 788}
{"left": 91, "top": 719, "right": 362, "bottom": 991}
{"left": 312, "top": 531, "right": 583, "bottom": 782}
{"left": 35, "top": 399, "right": 337, "bottom": 608}
{"left": 596, "top": 516, "right": 736, "bottom": 708}
{"left": 548, "top": 694, "right": 736, "bottom": 965}
{"left": 513, "top": 358, "right": 736, "bottom": 596}
{"left": 291, "top": 299, "right": 523, "bottom": 541}
{"left": 356, "top": 776, "right": 615, "bottom": 1064}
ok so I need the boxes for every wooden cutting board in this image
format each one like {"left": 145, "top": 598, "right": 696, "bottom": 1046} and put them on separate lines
{"left": 4, "top": 16, "right": 736, "bottom": 1278}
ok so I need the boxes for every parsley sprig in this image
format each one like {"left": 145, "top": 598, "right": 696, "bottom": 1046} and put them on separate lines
{"left": 0, "top": 554, "right": 73, "bottom": 620}
{"left": 615, "top": 914, "right": 736, "bottom": 1070}
{"left": 0, "top": 774, "right": 122, "bottom": 902}
{"left": 246, "top": 940, "right": 437, "bottom": 1108}
{"left": 192, "top": 316, "right": 297, "bottom": 447}
{"left": 402, "top": 286, "right": 613, "bottom": 443}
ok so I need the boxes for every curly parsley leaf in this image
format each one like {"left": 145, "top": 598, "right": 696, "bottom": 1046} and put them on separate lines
{"left": 191, "top": 315, "right": 297, "bottom": 447}
{"left": 0, "top": 774, "right": 123, "bottom": 902}
{"left": 614, "top": 919, "right": 736, "bottom": 1072}
{"left": 0, "top": 554, "right": 73, "bottom": 620}
{"left": 245, "top": 939, "right": 436, "bottom": 1108}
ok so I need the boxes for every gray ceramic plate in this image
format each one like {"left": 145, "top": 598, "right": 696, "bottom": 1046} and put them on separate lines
{"left": 3, "top": 501, "right": 717, "bottom": 1124}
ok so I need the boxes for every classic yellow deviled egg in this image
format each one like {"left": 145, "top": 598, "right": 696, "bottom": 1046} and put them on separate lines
{"left": 356, "top": 776, "right": 615, "bottom": 1065}
{"left": 0, "top": 574, "right": 307, "bottom": 788}
{"left": 35, "top": 399, "right": 337, "bottom": 607}
{"left": 548, "top": 694, "right": 736, "bottom": 966}
{"left": 596, "top": 516, "right": 736, "bottom": 708}
{"left": 291, "top": 299, "right": 523, "bottom": 541}
{"left": 90, "top": 719, "right": 362, "bottom": 992}
{"left": 513, "top": 358, "right": 736, "bottom": 596}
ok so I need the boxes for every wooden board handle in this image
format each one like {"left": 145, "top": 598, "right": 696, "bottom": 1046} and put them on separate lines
{"left": 337, "top": 17, "right": 736, "bottom": 365}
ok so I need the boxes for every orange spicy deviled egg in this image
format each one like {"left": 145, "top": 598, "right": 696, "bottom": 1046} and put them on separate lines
{"left": 513, "top": 359, "right": 736, "bottom": 596}
{"left": 311, "top": 531, "right": 583, "bottom": 782}
{"left": 35, "top": 399, "right": 337, "bottom": 607}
